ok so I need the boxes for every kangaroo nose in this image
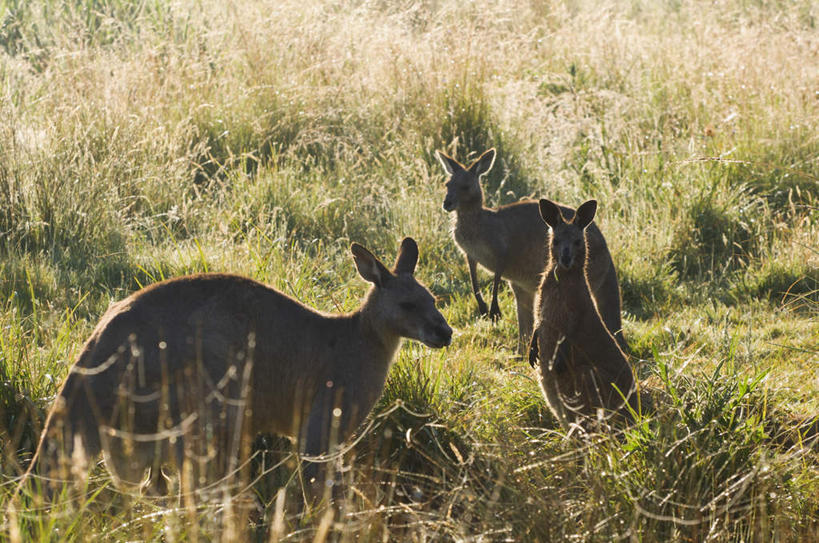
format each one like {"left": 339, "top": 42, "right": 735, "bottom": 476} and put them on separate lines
{"left": 560, "top": 248, "right": 572, "bottom": 268}
{"left": 440, "top": 324, "right": 453, "bottom": 346}
{"left": 432, "top": 319, "right": 453, "bottom": 347}
{"left": 443, "top": 198, "right": 454, "bottom": 211}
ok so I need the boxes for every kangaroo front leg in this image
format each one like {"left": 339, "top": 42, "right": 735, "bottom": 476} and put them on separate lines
{"left": 528, "top": 332, "right": 539, "bottom": 368}
{"left": 467, "top": 255, "right": 488, "bottom": 316}
{"left": 512, "top": 285, "right": 534, "bottom": 355}
{"left": 298, "top": 395, "right": 336, "bottom": 506}
{"left": 489, "top": 272, "right": 503, "bottom": 322}
{"left": 531, "top": 325, "right": 571, "bottom": 429}
{"left": 534, "top": 323, "right": 566, "bottom": 373}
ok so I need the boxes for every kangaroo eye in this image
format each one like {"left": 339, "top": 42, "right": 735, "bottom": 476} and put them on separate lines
{"left": 399, "top": 302, "right": 416, "bottom": 311}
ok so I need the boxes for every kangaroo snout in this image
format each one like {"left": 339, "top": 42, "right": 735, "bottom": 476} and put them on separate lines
{"left": 425, "top": 319, "right": 453, "bottom": 348}
{"left": 443, "top": 198, "right": 456, "bottom": 212}
{"left": 436, "top": 322, "right": 453, "bottom": 346}
{"left": 559, "top": 248, "right": 574, "bottom": 269}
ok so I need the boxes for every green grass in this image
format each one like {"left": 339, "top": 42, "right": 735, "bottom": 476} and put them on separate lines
{"left": 1, "top": 0, "right": 818, "bottom": 540}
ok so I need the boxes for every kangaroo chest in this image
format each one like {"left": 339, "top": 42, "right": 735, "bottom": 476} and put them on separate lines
{"left": 453, "top": 209, "right": 546, "bottom": 291}
{"left": 454, "top": 216, "right": 503, "bottom": 272}
{"left": 539, "top": 274, "right": 591, "bottom": 329}
{"left": 456, "top": 233, "right": 498, "bottom": 270}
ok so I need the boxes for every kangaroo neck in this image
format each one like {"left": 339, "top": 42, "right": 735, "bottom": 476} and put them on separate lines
{"left": 545, "top": 259, "right": 587, "bottom": 288}
{"left": 355, "top": 296, "right": 402, "bottom": 363}
{"left": 455, "top": 191, "right": 485, "bottom": 214}
{"left": 455, "top": 202, "right": 489, "bottom": 227}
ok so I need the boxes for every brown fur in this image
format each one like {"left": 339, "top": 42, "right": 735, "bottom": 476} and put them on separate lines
{"left": 435, "top": 148, "right": 625, "bottom": 354}
{"left": 530, "top": 199, "right": 636, "bottom": 430}
{"left": 20, "top": 238, "right": 451, "bottom": 497}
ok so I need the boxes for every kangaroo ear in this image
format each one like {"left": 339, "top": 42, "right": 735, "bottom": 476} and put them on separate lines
{"left": 468, "top": 148, "right": 496, "bottom": 177}
{"left": 351, "top": 243, "right": 392, "bottom": 287}
{"left": 574, "top": 200, "right": 597, "bottom": 229}
{"left": 393, "top": 237, "right": 419, "bottom": 275}
{"left": 435, "top": 150, "right": 462, "bottom": 176}
{"left": 538, "top": 199, "right": 563, "bottom": 228}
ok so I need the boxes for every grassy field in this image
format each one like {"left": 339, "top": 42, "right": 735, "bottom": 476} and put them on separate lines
{"left": 1, "top": 0, "right": 817, "bottom": 540}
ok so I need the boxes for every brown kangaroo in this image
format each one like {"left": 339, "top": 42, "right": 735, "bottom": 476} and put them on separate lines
{"left": 529, "top": 199, "right": 636, "bottom": 430}
{"left": 20, "top": 238, "right": 452, "bottom": 497}
{"left": 435, "top": 148, "right": 625, "bottom": 353}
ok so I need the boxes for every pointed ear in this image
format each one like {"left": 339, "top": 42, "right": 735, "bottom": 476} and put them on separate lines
{"left": 435, "top": 150, "right": 462, "bottom": 176}
{"left": 573, "top": 200, "right": 597, "bottom": 229}
{"left": 351, "top": 243, "right": 392, "bottom": 287}
{"left": 538, "top": 199, "right": 563, "bottom": 228}
{"left": 468, "top": 148, "right": 496, "bottom": 177}
{"left": 393, "top": 237, "right": 418, "bottom": 275}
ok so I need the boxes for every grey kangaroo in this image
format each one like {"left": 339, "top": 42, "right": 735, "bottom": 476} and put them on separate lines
{"left": 435, "top": 148, "right": 625, "bottom": 353}
{"left": 530, "top": 200, "right": 636, "bottom": 429}
{"left": 20, "top": 238, "right": 451, "bottom": 498}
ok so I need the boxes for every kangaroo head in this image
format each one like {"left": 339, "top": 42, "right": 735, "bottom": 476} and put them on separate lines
{"left": 539, "top": 199, "right": 597, "bottom": 271}
{"left": 351, "top": 237, "right": 452, "bottom": 348}
{"left": 435, "top": 148, "right": 495, "bottom": 212}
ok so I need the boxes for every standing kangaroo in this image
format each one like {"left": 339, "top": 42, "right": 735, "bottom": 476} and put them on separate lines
{"left": 530, "top": 199, "right": 636, "bottom": 429}
{"left": 20, "top": 238, "right": 451, "bottom": 497}
{"left": 435, "top": 148, "right": 625, "bottom": 353}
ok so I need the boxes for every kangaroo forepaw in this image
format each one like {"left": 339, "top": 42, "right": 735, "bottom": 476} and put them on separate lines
{"left": 528, "top": 335, "right": 539, "bottom": 368}
{"left": 476, "top": 300, "right": 488, "bottom": 316}
{"left": 489, "top": 306, "right": 502, "bottom": 322}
